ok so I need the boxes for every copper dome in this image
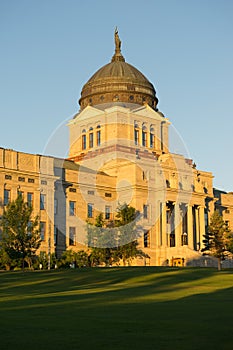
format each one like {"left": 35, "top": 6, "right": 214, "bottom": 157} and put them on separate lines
{"left": 79, "top": 29, "right": 158, "bottom": 110}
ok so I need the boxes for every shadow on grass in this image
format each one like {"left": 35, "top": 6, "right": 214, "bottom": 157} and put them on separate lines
{"left": 0, "top": 267, "right": 233, "bottom": 350}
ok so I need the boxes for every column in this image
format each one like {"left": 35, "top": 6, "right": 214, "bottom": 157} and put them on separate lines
{"left": 199, "top": 206, "right": 205, "bottom": 250}
{"left": 174, "top": 203, "right": 182, "bottom": 247}
{"left": 187, "top": 205, "right": 194, "bottom": 249}
{"left": 195, "top": 206, "right": 200, "bottom": 251}
{"left": 159, "top": 201, "right": 167, "bottom": 247}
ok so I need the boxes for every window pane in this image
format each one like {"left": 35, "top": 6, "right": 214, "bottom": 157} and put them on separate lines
{"left": 40, "top": 222, "right": 46, "bottom": 241}
{"left": 69, "top": 227, "right": 76, "bottom": 246}
{"left": 105, "top": 206, "right": 111, "bottom": 220}
{"left": 89, "top": 133, "right": 93, "bottom": 148}
{"left": 142, "top": 131, "right": 147, "bottom": 146}
{"left": 69, "top": 201, "right": 76, "bottom": 216}
{"left": 144, "top": 231, "right": 149, "bottom": 248}
{"left": 97, "top": 130, "right": 101, "bottom": 146}
{"left": 54, "top": 227, "right": 58, "bottom": 246}
{"left": 54, "top": 199, "right": 58, "bottom": 215}
{"left": 27, "top": 193, "right": 33, "bottom": 207}
{"left": 88, "top": 203, "right": 93, "bottom": 218}
{"left": 143, "top": 205, "right": 148, "bottom": 219}
{"left": 40, "top": 194, "right": 46, "bottom": 210}
{"left": 150, "top": 133, "right": 154, "bottom": 148}
{"left": 134, "top": 129, "right": 139, "bottom": 145}
{"left": 4, "top": 189, "right": 10, "bottom": 205}
{"left": 82, "top": 135, "right": 86, "bottom": 150}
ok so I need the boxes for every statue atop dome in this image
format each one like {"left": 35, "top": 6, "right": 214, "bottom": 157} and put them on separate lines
{"left": 111, "top": 27, "right": 125, "bottom": 62}
{"left": 79, "top": 29, "right": 158, "bottom": 110}
{"left": 114, "top": 27, "right": 121, "bottom": 53}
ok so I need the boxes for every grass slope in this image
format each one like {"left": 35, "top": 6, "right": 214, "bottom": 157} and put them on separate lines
{"left": 0, "top": 267, "right": 233, "bottom": 350}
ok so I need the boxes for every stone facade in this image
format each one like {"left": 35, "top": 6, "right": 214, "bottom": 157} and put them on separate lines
{"left": 0, "top": 33, "right": 232, "bottom": 266}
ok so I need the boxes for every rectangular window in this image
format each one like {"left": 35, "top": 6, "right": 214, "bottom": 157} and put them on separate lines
{"left": 54, "top": 198, "right": 58, "bottom": 215}
{"left": 69, "top": 201, "right": 76, "bottom": 216}
{"left": 41, "top": 180, "right": 47, "bottom": 185}
{"left": 142, "top": 131, "right": 147, "bottom": 146}
{"left": 143, "top": 204, "right": 149, "bottom": 219}
{"left": 144, "top": 231, "right": 150, "bottom": 248}
{"left": 18, "top": 190, "right": 24, "bottom": 198}
{"left": 89, "top": 133, "right": 93, "bottom": 148}
{"left": 27, "top": 192, "right": 33, "bottom": 207}
{"left": 40, "top": 194, "right": 46, "bottom": 210}
{"left": 54, "top": 227, "right": 58, "bottom": 246}
{"left": 28, "top": 178, "right": 35, "bottom": 183}
{"left": 88, "top": 190, "right": 95, "bottom": 195}
{"left": 150, "top": 133, "right": 154, "bottom": 148}
{"left": 27, "top": 221, "right": 33, "bottom": 234}
{"left": 69, "top": 227, "right": 76, "bottom": 246}
{"left": 181, "top": 233, "right": 188, "bottom": 246}
{"left": 97, "top": 130, "right": 101, "bottom": 146}
{"left": 40, "top": 222, "right": 46, "bottom": 241}
{"left": 18, "top": 176, "right": 25, "bottom": 182}
{"left": 5, "top": 174, "right": 12, "bottom": 180}
{"left": 105, "top": 192, "right": 112, "bottom": 197}
{"left": 88, "top": 203, "right": 93, "bottom": 218}
{"left": 82, "top": 135, "right": 86, "bottom": 150}
{"left": 105, "top": 206, "right": 111, "bottom": 220}
{"left": 134, "top": 129, "right": 139, "bottom": 145}
{"left": 69, "top": 188, "right": 76, "bottom": 193}
{"left": 4, "top": 189, "right": 10, "bottom": 205}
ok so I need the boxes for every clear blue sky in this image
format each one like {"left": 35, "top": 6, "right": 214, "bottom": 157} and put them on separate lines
{"left": 1, "top": 0, "right": 233, "bottom": 192}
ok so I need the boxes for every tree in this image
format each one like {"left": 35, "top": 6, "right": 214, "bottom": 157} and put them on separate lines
{"left": 58, "top": 249, "right": 75, "bottom": 268}
{"left": 0, "top": 194, "right": 41, "bottom": 270}
{"left": 87, "top": 213, "right": 114, "bottom": 266}
{"left": 75, "top": 250, "right": 89, "bottom": 268}
{"left": 202, "top": 210, "right": 230, "bottom": 270}
{"left": 114, "top": 203, "right": 143, "bottom": 266}
{"left": 87, "top": 204, "right": 143, "bottom": 266}
{"left": 34, "top": 251, "right": 57, "bottom": 270}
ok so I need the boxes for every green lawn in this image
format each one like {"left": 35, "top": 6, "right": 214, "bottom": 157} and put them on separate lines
{"left": 0, "top": 267, "right": 233, "bottom": 350}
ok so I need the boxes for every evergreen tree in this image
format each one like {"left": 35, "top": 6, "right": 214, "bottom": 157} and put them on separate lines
{"left": 0, "top": 194, "right": 41, "bottom": 270}
{"left": 202, "top": 210, "right": 229, "bottom": 270}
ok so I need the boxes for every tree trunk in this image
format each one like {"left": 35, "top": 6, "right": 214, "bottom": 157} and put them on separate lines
{"left": 218, "top": 258, "right": 221, "bottom": 271}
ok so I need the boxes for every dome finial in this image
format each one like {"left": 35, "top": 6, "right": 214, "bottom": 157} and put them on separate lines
{"left": 112, "top": 27, "right": 125, "bottom": 62}
{"left": 114, "top": 27, "right": 121, "bottom": 53}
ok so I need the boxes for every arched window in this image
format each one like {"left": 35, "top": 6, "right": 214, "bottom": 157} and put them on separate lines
{"left": 134, "top": 128, "right": 139, "bottom": 145}
{"left": 150, "top": 127, "right": 155, "bottom": 148}
{"left": 181, "top": 232, "right": 188, "bottom": 246}
{"left": 134, "top": 122, "right": 139, "bottom": 145}
{"left": 142, "top": 126, "right": 147, "bottom": 147}
{"left": 96, "top": 125, "right": 101, "bottom": 146}
{"left": 82, "top": 129, "right": 86, "bottom": 150}
{"left": 89, "top": 127, "right": 94, "bottom": 148}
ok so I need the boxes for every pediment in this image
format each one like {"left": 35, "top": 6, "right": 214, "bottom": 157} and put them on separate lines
{"left": 69, "top": 106, "right": 104, "bottom": 124}
{"left": 132, "top": 104, "right": 169, "bottom": 123}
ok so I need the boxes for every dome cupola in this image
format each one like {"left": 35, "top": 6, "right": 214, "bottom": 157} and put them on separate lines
{"left": 79, "top": 29, "right": 158, "bottom": 110}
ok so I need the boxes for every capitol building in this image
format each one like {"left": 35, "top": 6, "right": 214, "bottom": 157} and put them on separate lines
{"left": 1, "top": 30, "right": 232, "bottom": 266}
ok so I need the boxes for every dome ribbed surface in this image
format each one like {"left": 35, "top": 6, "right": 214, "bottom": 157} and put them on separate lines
{"left": 79, "top": 32, "right": 158, "bottom": 110}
